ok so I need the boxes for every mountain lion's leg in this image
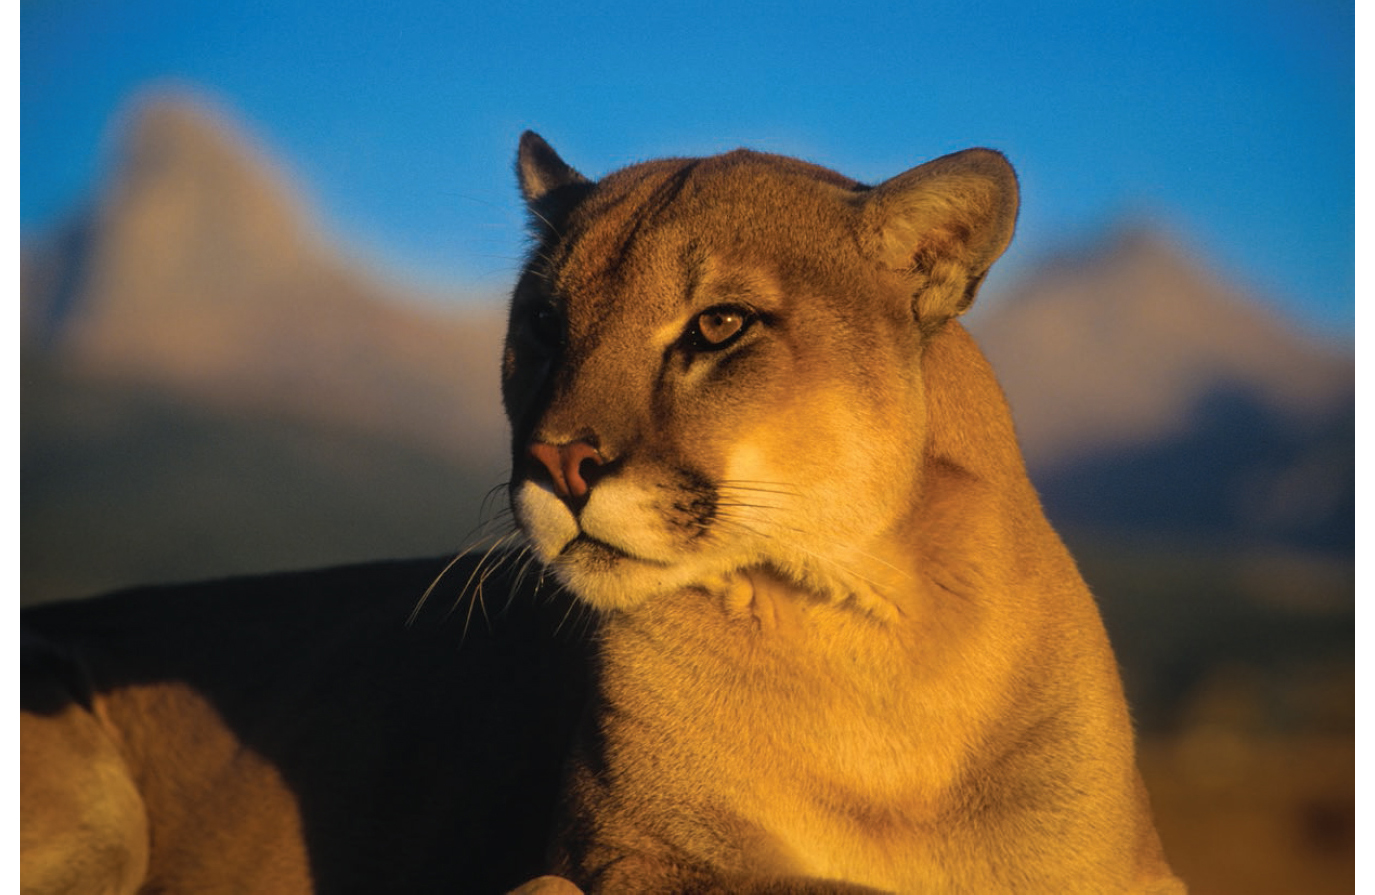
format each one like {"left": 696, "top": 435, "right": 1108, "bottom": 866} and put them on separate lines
{"left": 21, "top": 632, "right": 148, "bottom": 895}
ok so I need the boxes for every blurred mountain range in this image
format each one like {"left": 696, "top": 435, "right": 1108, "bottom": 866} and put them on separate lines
{"left": 22, "top": 96, "right": 511, "bottom": 602}
{"left": 973, "top": 228, "right": 1352, "bottom": 558}
{"left": 21, "top": 96, "right": 1353, "bottom": 725}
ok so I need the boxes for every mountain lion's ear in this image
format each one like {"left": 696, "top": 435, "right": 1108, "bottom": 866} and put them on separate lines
{"left": 859, "top": 149, "right": 1018, "bottom": 330}
{"left": 517, "top": 131, "right": 590, "bottom": 202}
{"left": 516, "top": 132, "right": 592, "bottom": 238}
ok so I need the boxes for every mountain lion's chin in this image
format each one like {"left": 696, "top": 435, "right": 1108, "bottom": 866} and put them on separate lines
{"left": 550, "top": 540, "right": 746, "bottom": 614}
{"left": 554, "top": 554, "right": 682, "bottom": 614}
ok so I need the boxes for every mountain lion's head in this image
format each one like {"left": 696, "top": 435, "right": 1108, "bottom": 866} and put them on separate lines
{"left": 503, "top": 133, "right": 1017, "bottom": 613}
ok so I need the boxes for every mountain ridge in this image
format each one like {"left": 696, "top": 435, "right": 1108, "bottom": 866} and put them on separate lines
{"left": 970, "top": 226, "right": 1352, "bottom": 471}
{"left": 24, "top": 92, "right": 510, "bottom": 470}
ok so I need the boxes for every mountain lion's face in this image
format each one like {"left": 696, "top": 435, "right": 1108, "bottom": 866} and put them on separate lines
{"left": 503, "top": 137, "right": 1016, "bottom": 612}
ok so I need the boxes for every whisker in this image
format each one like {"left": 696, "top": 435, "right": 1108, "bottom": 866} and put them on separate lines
{"left": 513, "top": 546, "right": 552, "bottom": 603}
{"left": 526, "top": 206, "right": 564, "bottom": 238}
{"left": 554, "top": 585, "right": 591, "bottom": 639}
{"left": 409, "top": 548, "right": 475, "bottom": 626}
{"left": 500, "top": 543, "right": 539, "bottom": 612}
{"left": 442, "top": 531, "right": 525, "bottom": 637}
{"left": 712, "top": 502, "right": 803, "bottom": 532}
{"left": 409, "top": 493, "right": 523, "bottom": 631}
{"left": 479, "top": 482, "right": 514, "bottom": 528}
{"left": 715, "top": 480, "right": 804, "bottom": 497}
{"left": 713, "top": 501, "right": 789, "bottom": 512}
{"left": 452, "top": 190, "right": 520, "bottom": 214}
{"left": 472, "top": 542, "right": 525, "bottom": 617}
{"left": 710, "top": 516, "right": 784, "bottom": 541}
{"left": 571, "top": 600, "right": 599, "bottom": 641}
{"left": 458, "top": 572, "right": 486, "bottom": 639}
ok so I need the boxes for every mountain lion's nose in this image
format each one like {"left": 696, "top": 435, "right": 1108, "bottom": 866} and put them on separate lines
{"left": 528, "top": 440, "right": 604, "bottom": 502}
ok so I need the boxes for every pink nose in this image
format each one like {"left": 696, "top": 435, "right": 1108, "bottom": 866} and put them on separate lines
{"left": 528, "top": 440, "right": 603, "bottom": 500}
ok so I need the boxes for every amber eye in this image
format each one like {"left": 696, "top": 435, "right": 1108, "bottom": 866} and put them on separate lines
{"left": 686, "top": 306, "right": 753, "bottom": 351}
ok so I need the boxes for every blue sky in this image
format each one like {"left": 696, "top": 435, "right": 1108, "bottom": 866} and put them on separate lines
{"left": 21, "top": 0, "right": 1353, "bottom": 341}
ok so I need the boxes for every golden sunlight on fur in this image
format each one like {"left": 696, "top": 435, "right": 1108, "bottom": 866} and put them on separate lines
{"left": 505, "top": 133, "right": 1185, "bottom": 893}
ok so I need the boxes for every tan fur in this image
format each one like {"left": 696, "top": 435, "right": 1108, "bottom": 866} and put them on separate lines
{"left": 505, "top": 134, "right": 1185, "bottom": 893}
{"left": 21, "top": 642, "right": 150, "bottom": 895}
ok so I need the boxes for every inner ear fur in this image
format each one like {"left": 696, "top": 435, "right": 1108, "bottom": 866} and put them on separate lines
{"left": 516, "top": 131, "right": 593, "bottom": 234}
{"left": 859, "top": 149, "right": 1019, "bottom": 328}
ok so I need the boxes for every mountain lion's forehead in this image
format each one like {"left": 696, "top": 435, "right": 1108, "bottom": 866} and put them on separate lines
{"left": 585, "top": 149, "right": 862, "bottom": 219}
{"left": 547, "top": 151, "right": 866, "bottom": 302}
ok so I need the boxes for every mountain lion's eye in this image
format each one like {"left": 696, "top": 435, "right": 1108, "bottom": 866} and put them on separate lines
{"left": 686, "top": 306, "right": 753, "bottom": 351}
{"left": 529, "top": 304, "right": 564, "bottom": 350}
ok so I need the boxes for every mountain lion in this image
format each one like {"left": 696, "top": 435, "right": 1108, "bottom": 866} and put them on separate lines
{"left": 503, "top": 133, "right": 1182, "bottom": 893}
{"left": 20, "top": 135, "right": 1183, "bottom": 894}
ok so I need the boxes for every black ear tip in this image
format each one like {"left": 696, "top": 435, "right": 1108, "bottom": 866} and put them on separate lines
{"left": 517, "top": 132, "right": 555, "bottom": 176}
{"left": 516, "top": 132, "right": 589, "bottom": 207}
{"left": 519, "top": 130, "right": 549, "bottom": 154}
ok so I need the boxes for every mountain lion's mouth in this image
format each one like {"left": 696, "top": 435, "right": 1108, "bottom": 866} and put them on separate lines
{"left": 561, "top": 533, "right": 672, "bottom": 569}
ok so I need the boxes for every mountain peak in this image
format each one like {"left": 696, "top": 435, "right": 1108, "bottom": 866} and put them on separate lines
{"left": 21, "top": 92, "right": 509, "bottom": 465}
{"left": 32, "top": 91, "right": 327, "bottom": 366}
{"left": 122, "top": 93, "right": 270, "bottom": 180}
{"left": 104, "top": 91, "right": 318, "bottom": 288}
{"left": 115, "top": 91, "right": 310, "bottom": 235}
{"left": 971, "top": 223, "right": 1352, "bottom": 469}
